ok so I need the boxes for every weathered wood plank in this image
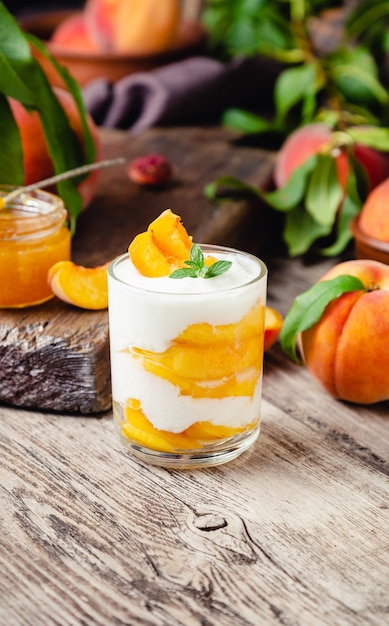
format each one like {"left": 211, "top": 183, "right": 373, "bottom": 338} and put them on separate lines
{"left": 0, "top": 126, "right": 273, "bottom": 414}
{"left": 0, "top": 303, "right": 110, "bottom": 413}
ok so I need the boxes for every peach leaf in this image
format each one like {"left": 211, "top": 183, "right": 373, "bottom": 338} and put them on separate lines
{"left": 280, "top": 275, "right": 365, "bottom": 363}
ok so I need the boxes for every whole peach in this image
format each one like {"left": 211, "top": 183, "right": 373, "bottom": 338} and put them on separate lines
{"left": 50, "top": 12, "right": 100, "bottom": 51}
{"left": 274, "top": 123, "right": 389, "bottom": 192}
{"left": 84, "top": 0, "right": 180, "bottom": 54}
{"left": 299, "top": 259, "right": 389, "bottom": 404}
{"left": 8, "top": 87, "right": 101, "bottom": 208}
{"left": 357, "top": 177, "right": 389, "bottom": 242}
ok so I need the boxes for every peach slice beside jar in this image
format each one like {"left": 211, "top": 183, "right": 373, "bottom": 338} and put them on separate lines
{"left": 48, "top": 260, "right": 110, "bottom": 309}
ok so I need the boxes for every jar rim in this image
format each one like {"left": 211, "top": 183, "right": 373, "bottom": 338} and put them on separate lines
{"left": 0, "top": 185, "right": 68, "bottom": 240}
{"left": 0, "top": 185, "right": 65, "bottom": 214}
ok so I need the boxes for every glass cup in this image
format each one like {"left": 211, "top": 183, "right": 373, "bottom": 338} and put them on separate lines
{"left": 108, "top": 244, "right": 268, "bottom": 468}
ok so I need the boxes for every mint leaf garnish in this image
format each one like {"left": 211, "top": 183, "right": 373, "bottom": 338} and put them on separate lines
{"left": 169, "top": 243, "right": 232, "bottom": 279}
{"left": 280, "top": 275, "right": 366, "bottom": 363}
{"left": 203, "top": 260, "right": 232, "bottom": 278}
{"left": 169, "top": 268, "right": 199, "bottom": 279}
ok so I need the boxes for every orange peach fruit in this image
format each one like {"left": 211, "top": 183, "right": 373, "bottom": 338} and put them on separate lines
{"left": 50, "top": 12, "right": 100, "bottom": 51}
{"left": 48, "top": 260, "right": 110, "bottom": 310}
{"left": 299, "top": 259, "right": 389, "bottom": 404}
{"left": 357, "top": 177, "right": 389, "bottom": 242}
{"left": 274, "top": 123, "right": 389, "bottom": 192}
{"left": 84, "top": 0, "right": 181, "bottom": 54}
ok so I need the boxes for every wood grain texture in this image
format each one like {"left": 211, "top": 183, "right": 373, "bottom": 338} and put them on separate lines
{"left": 0, "top": 126, "right": 273, "bottom": 414}
{"left": 0, "top": 251, "right": 388, "bottom": 626}
{"left": 0, "top": 302, "right": 110, "bottom": 413}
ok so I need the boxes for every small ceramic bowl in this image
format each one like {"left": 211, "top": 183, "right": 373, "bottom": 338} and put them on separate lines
{"left": 350, "top": 215, "right": 389, "bottom": 265}
{"left": 19, "top": 10, "right": 208, "bottom": 86}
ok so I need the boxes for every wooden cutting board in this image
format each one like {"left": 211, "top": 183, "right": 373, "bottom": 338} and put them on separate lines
{"left": 0, "top": 126, "right": 275, "bottom": 414}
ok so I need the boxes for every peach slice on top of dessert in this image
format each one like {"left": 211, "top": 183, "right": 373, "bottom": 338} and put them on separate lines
{"left": 129, "top": 208, "right": 193, "bottom": 276}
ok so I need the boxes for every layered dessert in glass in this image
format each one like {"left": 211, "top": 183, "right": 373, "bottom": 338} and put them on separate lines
{"left": 108, "top": 210, "right": 267, "bottom": 467}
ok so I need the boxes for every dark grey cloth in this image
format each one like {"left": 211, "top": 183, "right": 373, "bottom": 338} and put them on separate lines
{"left": 82, "top": 55, "right": 279, "bottom": 132}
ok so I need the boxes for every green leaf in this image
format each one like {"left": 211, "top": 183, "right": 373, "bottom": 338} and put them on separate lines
{"left": 25, "top": 38, "right": 97, "bottom": 230}
{"left": 222, "top": 108, "right": 277, "bottom": 134}
{"left": 329, "top": 46, "right": 389, "bottom": 106}
{"left": 169, "top": 243, "right": 232, "bottom": 279}
{"left": 169, "top": 268, "right": 199, "bottom": 279}
{"left": 224, "top": 8, "right": 294, "bottom": 57}
{"left": 0, "top": 6, "right": 36, "bottom": 104}
{"left": 189, "top": 242, "right": 204, "bottom": 268}
{"left": 202, "top": 0, "right": 296, "bottom": 60}
{"left": 300, "top": 86, "right": 318, "bottom": 125}
{"left": 0, "top": 94, "right": 23, "bottom": 183}
{"left": 264, "top": 155, "right": 318, "bottom": 211}
{"left": 347, "top": 0, "right": 389, "bottom": 39}
{"left": 29, "top": 35, "right": 96, "bottom": 169}
{"left": 347, "top": 125, "right": 389, "bottom": 152}
{"left": 283, "top": 205, "right": 333, "bottom": 256}
{"left": 204, "top": 176, "right": 260, "bottom": 201}
{"left": 320, "top": 159, "right": 364, "bottom": 256}
{"left": 275, "top": 62, "right": 319, "bottom": 124}
{"left": 320, "top": 194, "right": 359, "bottom": 256}
{"left": 204, "top": 259, "right": 232, "bottom": 278}
{"left": 280, "top": 275, "right": 366, "bottom": 362}
{"left": 318, "top": 103, "right": 380, "bottom": 128}
{"left": 348, "top": 153, "right": 369, "bottom": 203}
{"left": 305, "top": 153, "right": 343, "bottom": 226}
{"left": 204, "top": 156, "right": 319, "bottom": 214}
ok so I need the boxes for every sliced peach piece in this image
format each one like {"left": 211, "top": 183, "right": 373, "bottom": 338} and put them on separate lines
{"left": 128, "top": 209, "right": 221, "bottom": 278}
{"left": 204, "top": 255, "right": 218, "bottom": 266}
{"left": 176, "top": 303, "right": 263, "bottom": 345}
{"left": 148, "top": 209, "right": 192, "bottom": 260}
{"left": 123, "top": 405, "right": 200, "bottom": 451}
{"left": 264, "top": 306, "right": 283, "bottom": 351}
{"left": 127, "top": 397, "right": 141, "bottom": 410}
{"left": 128, "top": 209, "right": 194, "bottom": 277}
{"left": 128, "top": 230, "right": 174, "bottom": 277}
{"left": 132, "top": 335, "right": 262, "bottom": 381}
{"left": 132, "top": 357, "right": 260, "bottom": 398}
{"left": 47, "top": 260, "right": 109, "bottom": 310}
{"left": 184, "top": 420, "right": 254, "bottom": 441}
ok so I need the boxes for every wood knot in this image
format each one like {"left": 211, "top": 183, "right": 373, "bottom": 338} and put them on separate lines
{"left": 193, "top": 513, "right": 228, "bottom": 532}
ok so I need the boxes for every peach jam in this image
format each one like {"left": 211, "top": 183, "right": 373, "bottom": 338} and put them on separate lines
{"left": 0, "top": 186, "right": 71, "bottom": 308}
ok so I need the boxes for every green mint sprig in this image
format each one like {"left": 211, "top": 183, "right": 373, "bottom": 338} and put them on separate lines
{"left": 169, "top": 243, "right": 232, "bottom": 279}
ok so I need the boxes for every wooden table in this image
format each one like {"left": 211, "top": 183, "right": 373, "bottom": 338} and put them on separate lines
{"left": 1, "top": 127, "right": 388, "bottom": 626}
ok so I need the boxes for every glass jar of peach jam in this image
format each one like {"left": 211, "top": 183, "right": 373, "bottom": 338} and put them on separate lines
{"left": 0, "top": 185, "right": 71, "bottom": 308}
